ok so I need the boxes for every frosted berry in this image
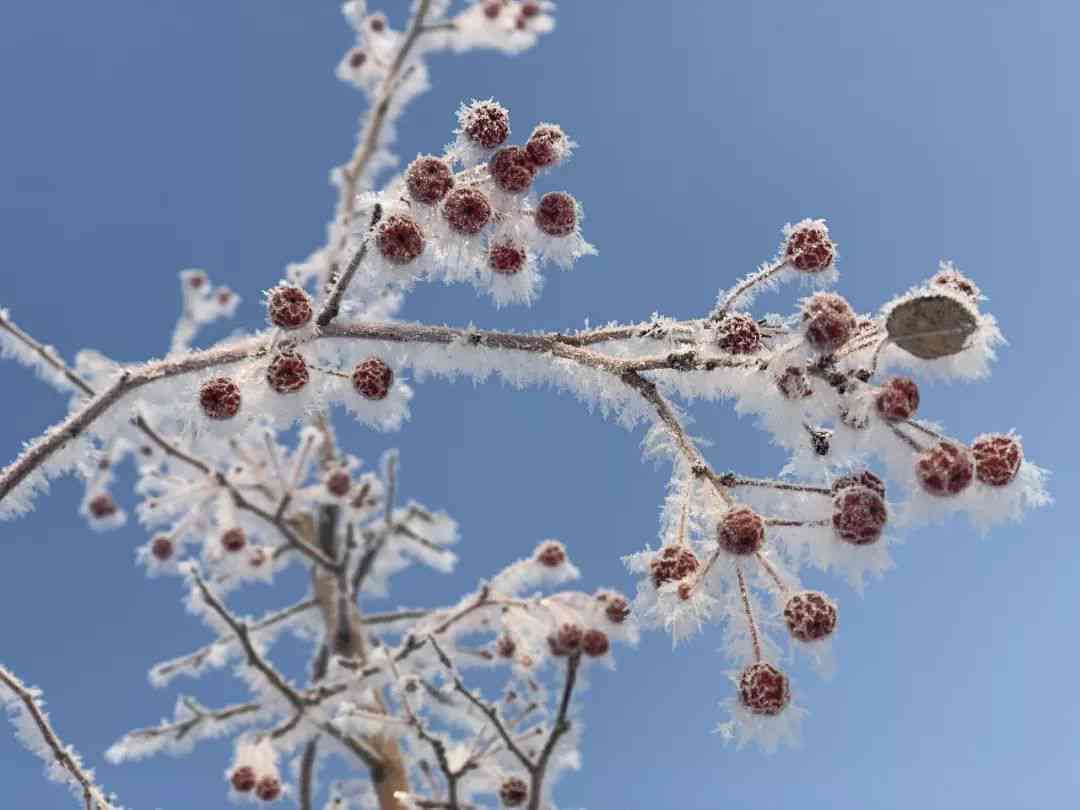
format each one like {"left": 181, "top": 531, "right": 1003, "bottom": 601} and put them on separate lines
{"left": 267, "top": 285, "right": 312, "bottom": 330}
{"left": 548, "top": 623, "right": 583, "bottom": 657}
{"left": 534, "top": 192, "right": 576, "bottom": 237}
{"left": 717, "top": 312, "right": 761, "bottom": 354}
{"left": 499, "top": 777, "right": 528, "bottom": 807}
{"left": 496, "top": 634, "right": 516, "bottom": 659}
{"left": 352, "top": 357, "right": 393, "bottom": 400}
{"left": 88, "top": 493, "right": 118, "bottom": 519}
{"left": 376, "top": 215, "right": 425, "bottom": 265}
{"left": 776, "top": 365, "right": 813, "bottom": 400}
{"left": 230, "top": 766, "right": 257, "bottom": 793}
{"left": 525, "top": 124, "right": 566, "bottom": 168}
{"left": 266, "top": 351, "right": 309, "bottom": 394}
{"left": 222, "top": 528, "right": 247, "bottom": 553}
{"left": 488, "top": 240, "right": 527, "bottom": 275}
{"left": 150, "top": 536, "right": 174, "bottom": 562}
{"left": 802, "top": 292, "right": 856, "bottom": 354}
{"left": 255, "top": 775, "right": 282, "bottom": 802}
{"left": 832, "top": 486, "right": 887, "bottom": 544}
{"left": 832, "top": 470, "right": 886, "bottom": 499}
{"left": 536, "top": 541, "right": 566, "bottom": 567}
{"left": 405, "top": 155, "right": 454, "bottom": 205}
{"left": 368, "top": 14, "right": 386, "bottom": 33}
{"left": 604, "top": 595, "right": 630, "bottom": 624}
{"left": 462, "top": 101, "right": 510, "bottom": 149}
{"left": 915, "top": 441, "right": 975, "bottom": 496}
{"left": 325, "top": 469, "right": 351, "bottom": 497}
{"left": 521, "top": 2, "right": 541, "bottom": 17}
{"left": 931, "top": 265, "right": 980, "bottom": 300}
{"left": 348, "top": 49, "right": 366, "bottom": 68}
{"left": 217, "top": 289, "right": 233, "bottom": 305}
{"left": 443, "top": 187, "right": 492, "bottom": 235}
{"left": 199, "top": 377, "right": 242, "bottom": 420}
{"left": 483, "top": 2, "right": 501, "bottom": 20}
{"left": 876, "top": 377, "right": 920, "bottom": 422}
{"left": 783, "top": 221, "right": 835, "bottom": 273}
{"left": 738, "top": 662, "right": 790, "bottom": 716}
{"left": 971, "top": 434, "right": 1023, "bottom": 487}
{"left": 188, "top": 274, "right": 205, "bottom": 289}
{"left": 582, "top": 629, "right": 610, "bottom": 657}
{"left": 650, "top": 545, "right": 699, "bottom": 588}
{"left": 489, "top": 146, "right": 535, "bottom": 193}
{"left": 783, "top": 591, "right": 838, "bottom": 642}
{"left": 717, "top": 507, "right": 765, "bottom": 556}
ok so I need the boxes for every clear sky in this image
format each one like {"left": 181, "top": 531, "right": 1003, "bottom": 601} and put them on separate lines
{"left": 2, "top": 1, "right": 1078, "bottom": 808}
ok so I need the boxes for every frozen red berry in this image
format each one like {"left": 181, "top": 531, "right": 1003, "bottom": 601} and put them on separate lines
{"left": 931, "top": 265, "right": 980, "bottom": 300}
{"left": 582, "top": 629, "right": 610, "bottom": 657}
{"left": 650, "top": 545, "right": 699, "bottom": 588}
{"left": 783, "top": 591, "right": 838, "bottom": 642}
{"left": 230, "top": 766, "right": 257, "bottom": 793}
{"left": 776, "top": 365, "right": 813, "bottom": 400}
{"left": 267, "top": 285, "right": 312, "bottom": 330}
{"left": 150, "top": 536, "right": 174, "bottom": 562}
{"left": 525, "top": 124, "right": 567, "bottom": 168}
{"left": 717, "top": 507, "right": 766, "bottom": 555}
{"left": 376, "top": 215, "right": 425, "bottom": 265}
{"left": 255, "top": 775, "right": 282, "bottom": 802}
{"left": 832, "top": 470, "right": 886, "bottom": 499}
{"left": 266, "top": 351, "right": 309, "bottom": 394}
{"left": 406, "top": 155, "right": 454, "bottom": 205}
{"left": 876, "top": 377, "right": 920, "bottom": 422}
{"left": 222, "top": 528, "right": 246, "bottom": 553}
{"left": 604, "top": 595, "right": 630, "bottom": 624}
{"left": 496, "top": 634, "right": 516, "bottom": 659}
{"left": 535, "top": 541, "right": 566, "bottom": 567}
{"left": 199, "top": 377, "right": 242, "bottom": 420}
{"left": 832, "top": 486, "right": 887, "bottom": 544}
{"left": 521, "top": 2, "right": 541, "bottom": 17}
{"left": 483, "top": 2, "right": 501, "bottom": 20}
{"left": 783, "top": 221, "right": 835, "bottom": 273}
{"left": 217, "top": 289, "right": 233, "bottom": 305}
{"left": 548, "top": 623, "right": 583, "bottom": 657}
{"left": 738, "top": 662, "right": 790, "bottom": 715}
{"left": 971, "top": 434, "right": 1023, "bottom": 487}
{"left": 88, "top": 493, "right": 118, "bottom": 519}
{"left": 348, "top": 49, "right": 366, "bottom": 68}
{"left": 488, "top": 240, "right": 527, "bottom": 275}
{"left": 499, "top": 777, "right": 528, "bottom": 807}
{"left": 352, "top": 357, "right": 393, "bottom": 400}
{"left": 915, "top": 441, "right": 975, "bottom": 496}
{"left": 534, "top": 192, "right": 576, "bottom": 237}
{"left": 717, "top": 312, "right": 762, "bottom": 354}
{"left": 489, "top": 146, "right": 535, "bottom": 193}
{"left": 462, "top": 101, "right": 510, "bottom": 149}
{"left": 325, "top": 469, "right": 351, "bottom": 497}
{"left": 802, "top": 292, "right": 856, "bottom": 354}
{"left": 368, "top": 14, "right": 386, "bottom": 32}
{"left": 188, "top": 274, "right": 205, "bottom": 289}
{"left": 443, "top": 187, "right": 492, "bottom": 235}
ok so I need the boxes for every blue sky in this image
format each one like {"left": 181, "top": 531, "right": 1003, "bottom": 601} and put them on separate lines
{"left": 1, "top": 1, "right": 1078, "bottom": 808}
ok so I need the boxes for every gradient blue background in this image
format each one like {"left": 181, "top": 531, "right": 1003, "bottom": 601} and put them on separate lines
{"left": 1, "top": 2, "right": 1077, "bottom": 808}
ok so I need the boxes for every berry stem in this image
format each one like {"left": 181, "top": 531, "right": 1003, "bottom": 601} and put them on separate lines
{"left": 754, "top": 552, "right": 789, "bottom": 594}
{"left": 711, "top": 259, "right": 785, "bottom": 318}
{"left": 734, "top": 562, "right": 763, "bottom": 662}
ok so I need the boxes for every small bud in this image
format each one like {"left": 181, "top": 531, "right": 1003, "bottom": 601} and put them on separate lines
{"left": 462, "top": 101, "right": 510, "bottom": 150}
{"left": 971, "top": 434, "right": 1023, "bottom": 487}
{"left": 582, "top": 629, "right": 610, "bottom": 657}
{"left": 738, "top": 662, "right": 791, "bottom": 716}
{"left": 876, "top": 377, "right": 920, "bottom": 422}
{"left": 199, "top": 377, "right": 242, "bottom": 420}
{"left": 255, "top": 775, "right": 282, "bottom": 802}
{"left": 150, "top": 536, "right": 174, "bottom": 562}
{"left": 525, "top": 124, "right": 568, "bottom": 168}
{"left": 802, "top": 292, "right": 856, "bottom": 354}
{"left": 376, "top": 215, "right": 425, "bottom": 265}
{"left": 405, "top": 155, "right": 454, "bottom": 205}
{"left": 266, "top": 351, "right": 309, "bottom": 394}
{"left": 488, "top": 240, "right": 527, "bottom": 275}
{"left": 443, "top": 187, "right": 493, "bottom": 235}
{"left": 783, "top": 591, "right": 837, "bottom": 642}
{"left": 489, "top": 146, "right": 535, "bottom": 193}
{"left": 548, "top": 623, "right": 583, "bottom": 657}
{"left": 535, "top": 541, "right": 566, "bottom": 567}
{"left": 650, "top": 545, "right": 699, "bottom": 588}
{"left": 88, "top": 493, "right": 118, "bottom": 519}
{"left": 776, "top": 365, "right": 813, "bottom": 400}
{"left": 534, "top": 192, "right": 577, "bottom": 237}
{"left": 483, "top": 2, "right": 501, "bottom": 20}
{"left": 832, "top": 470, "right": 886, "bottom": 499}
{"left": 915, "top": 441, "right": 975, "bottom": 496}
{"left": 832, "top": 486, "right": 887, "bottom": 544}
{"left": 230, "top": 766, "right": 257, "bottom": 793}
{"left": 499, "top": 777, "right": 529, "bottom": 808}
{"left": 352, "top": 357, "right": 393, "bottom": 401}
{"left": 267, "top": 285, "right": 312, "bottom": 330}
{"left": 717, "top": 313, "right": 762, "bottom": 354}
{"left": 716, "top": 507, "right": 765, "bottom": 556}
{"left": 783, "top": 220, "right": 835, "bottom": 273}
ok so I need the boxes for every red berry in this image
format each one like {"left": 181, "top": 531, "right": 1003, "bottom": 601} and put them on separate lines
{"left": 876, "top": 377, "right": 920, "bottom": 422}
{"left": 582, "top": 629, "right": 610, "bottom": 657}
{"left": 784, "top": 221, "right": 835, "bottom": 273}
{"left": 802, "top": 292, "right": 856, "bottom": 354}
{"left": 915, "top": 441, "right": 975, "bottom": 496}
{"left": 255, "top": 775, "right": 282, "bottom": 802}
{"left": 604, "top": 595, "right": 630, "bottom": 624}
{"left": 266, "top": 351, "right": 309, "bottom": 394}
{"left": 525, "top": 124, "right": 565, "bottom": 167}
{"left": 325, "top": 469, "right": 351, "bottom": 497}
{"left": 462, "top": 101, "right": 510, "bottom": 150}
{"left": 534, "top": 192, "right": 576, "bottom": 237}
{"left": 352, "top": 357, "right": 393, "bottom": 400}
{"left": 548, "top": 623, "right": 583, "bottom": 657}
{"left": 832, "top": 470, "right": 886, "bottom": 499}
{"left": 368, "top": 14, "right": 386, "bottom": 32}
{"left": 150, "top": 536, "right": 174, "bottom": 561}
{"left": 222, "top": 528, "right": 246, "bottom": 553}
{"left": 488, "top": 240, "right": 527, "bottom": 275}
{"left": 88, "top": 493, "right": 118, "bottom": 519}
{"left": 738, "top": 662, "right": 790, "bottom": 715}
{"left": 499, "top": 777, "right": 529, "bottom": 807}
{"left": 443, "top": 187, "right": 492, "bottom": 235}
{"left": 348, "top": 49, "right": 366, "bottom": 68}
{"left": 650, "top": 545, "right": 699, "bottom": 588}
{"left": 521, "top": 2, "right": 541, "bottom": 17}
{"left": 267, "top": 285, "right": 313, "bottom": 330}
{"left": 776, "top": 365, "right": 813, "bottom": 400}
{"left": 717, "top": 507, "right": 766, "bottom": 556}
{"left": 717, "top": 312, "right": 762, "bottom": 354}
{"left": 217, "top": 289, "right": 233, "bottom": 305}
{"left": 535, "top": 541, "right": 566, "bottom": 567}
{"left": 199, "top": 377, "right": 242, "bottom": 420}
{"left": 188, "top": 274, "right": 205, "bottom": 289}
{"left": 971, "top": 434, "right": 1023, "bottom": 487}
{"left": 406, "top": 155, "right": 454, "bottom": 205}
{"left": 489, "top": 146, "right": 535, "bottom": 193}
{"left": 832, "top": 486, "right": 887, "bottom": 544}
{"left": 230, "top": 766, "right": 257, "bottom": 793}
{"left": 483, "top": 2, "right": 501, "bottom": 20}
{"left": 496, "top": 634, "right": 517, "bottom": 659}
{"left": 931, "top": 265, "right": 980, "bottom": 300}
{"left": 783, "top": 591, "right": 837, "bottom": 642}
{"left": 376, "top": 215, "right": 425, "bottom": 265}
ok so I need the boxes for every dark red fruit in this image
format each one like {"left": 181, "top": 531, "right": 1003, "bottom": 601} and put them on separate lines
{"left": 463, "top": 102, "right": 510, "bottom": 149}
{"left": 230, "top": 766, "right": 257, "bottom": 793}
{"left": 650, "top": 545, "right": 699, "bottom": 588}
{"left": 534, "top": 192, "right": 576, "bottom": 237}
{"left": 784, "top": 222, "right": 835, "bottom": 272}
{"left": 499, "top": 777, "right": 528, "bottom": 807}
{"left": 803, "top": 292, "right": 856, "bottom": 354}
{"left": 489, "top": 146, "right": 535, "bottom": 193}
{"left": 783, "top": 591, "right": 838, "bottom": 642}
{"left": 266, "top": 352, "right": 309, "bottom": 394}
{"left": 915, "top": 441, "right": 975, "bottom": 496}
{"left": 443, "top": 188, "right": 492, "bottom": 235}
{"left": 832, "top": 486, "right": 887, "bottom": 544}
{"left": 406, "top": 156, "right": 454, "bottom": 205}
{"left": 488, "top": 241, "right": 527, "bottom": 275}
{"left": 222, "top": 528, "right": 247, "bottom": 553}
{"left": 267, "top": 286, "right": 312, "bottom": 330}
{"left": 971, "top": 434, "right": 1022, "bottom": 487}
{"left": 352, "top": 358, "right": 393, "bottom": 400}
{"left": 88, "top": 493, "right": 118, "bottom": 519}
{"left": 376, "top": 215, "right": 425, "bottom": 265}
{"left": 876, "top": 377, "right": 920, "bottom": 422}
{"left": 738, "top": 662, "right": 790, "bottom": 715}
{"left": 582, "top": 629, "right": 610, "bottom": 657}
{"left": 535, "top": 542, "right": 566, "bottom": 567}
{"left": 717, "top": 507, "right": 766, "bottom": 556}
{"left": 199, "top": 377, "right": 242, "bottom": 420}
{"left": 718, "top": 313, "right": 762, "bottom": 354}
{"left": 150, "top": 536, "right": 174, "bottom": 561}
